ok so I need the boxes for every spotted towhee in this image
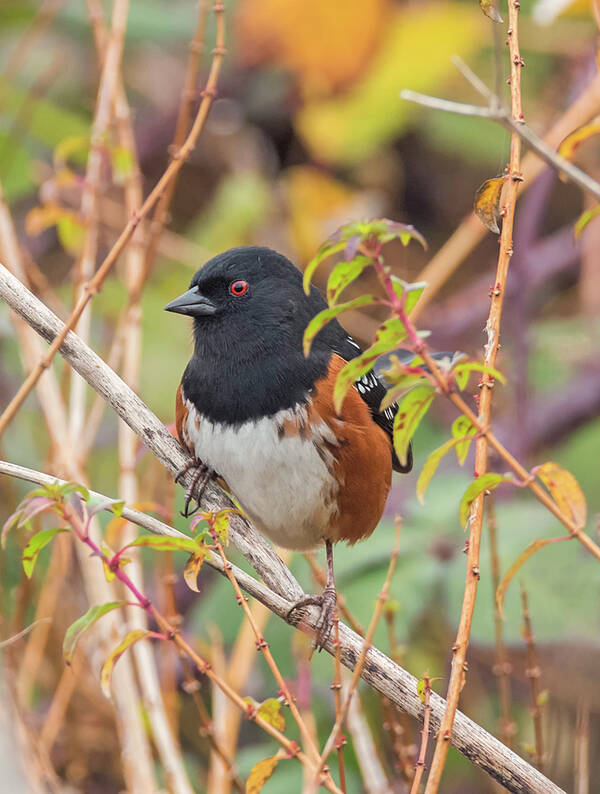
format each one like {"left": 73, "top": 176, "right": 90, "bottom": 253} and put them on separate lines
{"left": 165, "top": 245, "right": 414, "bottom": 647}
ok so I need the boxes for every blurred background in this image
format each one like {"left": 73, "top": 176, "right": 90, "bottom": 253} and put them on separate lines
{"left": 1, "top": 0, "right": 600, "bottom": 792}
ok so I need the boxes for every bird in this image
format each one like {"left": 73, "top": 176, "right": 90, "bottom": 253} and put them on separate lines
{"left": 165, "top": 245, "right": 413, "bottom": 649}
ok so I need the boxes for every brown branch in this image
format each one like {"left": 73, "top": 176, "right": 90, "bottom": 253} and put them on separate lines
{"left": 332, "top": 615, "right": 347, "bottom": 793}
{"left": 0, "top": 0, "right": 226, "bottom": 441}
{"left": 424, "top": 4, "right": 524, "bottom": 789}
{"left": 0, "top": 273, "right": 567, "bottom": 794}
{"left": 520, "top": 585, "right": 545, "bottom": 773}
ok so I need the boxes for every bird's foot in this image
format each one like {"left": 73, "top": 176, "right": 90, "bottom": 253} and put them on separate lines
{"left": 175, "top": 458, "right": 214, "bottom": 517}
{"left": 287, "top": 585, "right": 337, "bottom": 652}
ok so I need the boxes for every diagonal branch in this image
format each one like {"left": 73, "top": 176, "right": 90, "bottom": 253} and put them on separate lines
{"left": 0, "top": 263, "right": 566, "bottom": 794}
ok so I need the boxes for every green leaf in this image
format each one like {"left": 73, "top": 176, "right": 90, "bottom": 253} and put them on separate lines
{"left": 63, "top": 601, "right": 128, "bottom": 664}
{"left": 417, "top": 678, "right": 427, "bottom": 703}
{"left": 496, "top": 536, "right": 570, "bottom": 617}
{"left": 452, "top": 416, "right": 476, "bottom": 465}
{"left": 416, "top": 438, "right": 459, "bottom": 505}
{"left": 390, "top": 278, "right": 426, "bottom": 312}
{"left": 101, "top": 629, "right": 152, "bottom": 697}
{"left": 453, "top": 361, "right": 506, "bottom": 391}
{"left": 22, "top": 527, "right": 68, "bottom": 578}
{"left": 257, "top": 698, "right": 286, "bottom": 731}
{"left": 333, "top": 318, "right": 408, "bottom": 413}
{"left": 393, "top": 385, "right": 435, "bottom": 468}
{"left": 303, "top": 240, "right": 346, "bottom": 294}
{"left": 125, "top": 535, "right": 200, "bottom": 554}
{"left": 575, "top": 205, "right": 600, "bottom": 238}
{"left": 326, "top": 255, "right": 371, "bottom": 304}
{"left": 87, "top": 495, "right": 125, "bottom": 518}
{"left": 459, "top": 473, "right": 513, "bottom": 528}
{"left": 53, "top": 134, "right": 89, "bottom": 167}
{"left": 303, "top": 294, "right": 376, "bottom": 356}
{"left": 56, "top": 214, "right": 86, "bottom": 255}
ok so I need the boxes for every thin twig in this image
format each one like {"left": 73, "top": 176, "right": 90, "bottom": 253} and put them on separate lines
{"left": 0, "top": 0, "right": 226, "bottom": 440}
{"left": 332, "top": 614, "right": 347, "bottom": 793}
{"left": 520, "top": 585, "right": 545, "bottom": 772}
{"left": 410, "top": 674, "right": 433, "bottom": 794}
{"left": 314, "top": 519, "right": 401, "bottom": 782}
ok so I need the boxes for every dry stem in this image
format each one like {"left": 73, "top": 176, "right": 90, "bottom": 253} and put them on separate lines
{"left": 410, "top": 674, "right": 433, "bottom": 794}
{"left": 520, "top": 585, "right": 545, "bottom": 772}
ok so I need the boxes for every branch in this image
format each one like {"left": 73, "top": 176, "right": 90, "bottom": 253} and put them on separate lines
{"left": 0, "top": 264, "right": 566, "bottom": 794}
{"left": 399, "top": 90, "right": 600, "bottom": 202}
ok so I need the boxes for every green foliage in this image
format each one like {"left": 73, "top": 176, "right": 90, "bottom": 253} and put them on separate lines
{"left": 22, "top": 527, "right": 69, "bottom": 578}
{"left": 393, "top": 386, "right": 435, "bottom": 468}
{"left": 302, "top": 294, "right": 375, "bottom": 356}
{"left": 459, "top": 473, "right": 513, "bottom": 528}
{"left": 63, "top": 602, "right": 128, "bottom": 664}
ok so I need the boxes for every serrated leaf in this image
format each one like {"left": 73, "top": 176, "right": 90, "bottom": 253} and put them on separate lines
{"left": 393, "top": 385, "right": 435, "bottom": 468}
{"left": 575, "top": 205, "right": 600, "bottom": 238}
{"left": 22, "top": 527, "right": 68, "bottom": 578}
{"left": 453, "top": 361, "right": 506, "bottom": 391}
{"left": 479, "top": 0, "right": 503, "bottom": 22}
{"left": 416, "top": 437, "right": 459, "bottom": 505}
{"left": 183, "top": 547, "right": 210, "bottom": 592}
{"left": 459, "top": 473, "right": 512, "bottom": 528}
{"left": 474, "top": 176, "right": 506, "bottom": 234}
{"left": 257, "top": 698, "right": 286, "bottom": 731}
{"left": 496, "top": 536, "right": 570, "bottom": 617}
{"left": 452, "top": 416, "right": 476, "bottom": 465}
{"left": 126, "top": 535, "right": 200, "bottom": 554}
{"left": 303, "top": 294, "right": 376, "bottom": 356}
{"left": 101, "top": 629, "right": 151, "bottom": 697}
{"left": 63, "top": 601, "right": 128, "bottom": 664}
{"left": 557, "top": 119, "right": 600, "bottom": 161}
{"left": 303, "top": 240, "right": 346, "bottom": 294}
{"left": 326, "top": 255, "right": 371, "bottom": 304}
{"left": 246, "top": 754, "right": 282, "bottom": 794}
{"left": 536, "top": 462, "right": 587, "bottom": 527}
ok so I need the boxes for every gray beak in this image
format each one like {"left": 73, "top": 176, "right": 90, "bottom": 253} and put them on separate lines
{"left": 164, "top": 286, "right": 216, "bottom": 316}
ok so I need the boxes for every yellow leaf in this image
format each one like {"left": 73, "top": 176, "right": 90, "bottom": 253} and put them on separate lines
{"left": 473, "top": 176, "right": 506, "bottom": 234}
{"left": 536, "top": 461, "right": 587, "bottom": 527}
{"left": 257, "top": 698, "right": 285, "bottom": 731}
{"left": 479, "top": 0, "right": 503, "bottom": 22}
{"left": 557, "top": 118, "right": 600, "bottom": 161}
{"left": 183, "top": 550, "right": 208, "bottom": 593}
{"left": 295, "top": 3, "right": 484, "bottom": 164}
{"left": 246, "top": 754, "right": 282, "bottom": 794}
{"left": 575, "top": 204, "right": 600, "bottom": 238}
{"left": 236, "top": 0, "right": 390, "bottom": 98}
{"left": 25, "top": 203, "right": 63, "bottom": 236}
{"left": 100, "top": 629, "right": 150, "bottom": 697}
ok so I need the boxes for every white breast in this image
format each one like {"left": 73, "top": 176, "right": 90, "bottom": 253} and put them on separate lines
{"left": 183, "top": 401, "right": 339, "bottom": 550}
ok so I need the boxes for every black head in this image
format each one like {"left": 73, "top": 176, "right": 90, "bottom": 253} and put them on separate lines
{"left": 165, "top": 246, "right": 328, "bottom": 358}
{"left": 165, "top": 246, "right": 338, "bottom": 422}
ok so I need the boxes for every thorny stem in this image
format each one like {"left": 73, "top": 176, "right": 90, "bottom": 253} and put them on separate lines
{"left": 59, "top": 501, "right": 343, "bottom": 794}
{"left": 410, "top": 674, "right": 432, "bottom": 794}
{"left": 209, "top": 530, "right": 323, "bottom": 765}
{"left": 314, "top": 520, "right": 401, "bottom": 783}
{"left": 424, "top": 2, "right": 524, "bottom": 787}
{"left": 520, "top": 585, "right": 545, "bottom": 772}
{"left": 0, "top": 0, "right": 226, "bottom": 441}
{"left": 332, "top": 614, "right": 347, "bottom": 793}
{"left": 487, "top": 495, "right": 514, "bottom": 746}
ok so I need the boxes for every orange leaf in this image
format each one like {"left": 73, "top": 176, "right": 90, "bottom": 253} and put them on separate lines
{"left": 473, "top": 176, "right": 506, "bottom": 234}
{"left": 557, "top": 119, "right": 600, "bottom": 161}
{"left": 246, "top": 752, "right": 285, "bottom": 794}
{"left": 536, "top": 461, "right": 587, "bottom": 528}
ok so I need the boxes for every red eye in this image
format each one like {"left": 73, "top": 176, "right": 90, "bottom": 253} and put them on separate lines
{"left": 230, "top": 280, "right": 248, "bottom": 296}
